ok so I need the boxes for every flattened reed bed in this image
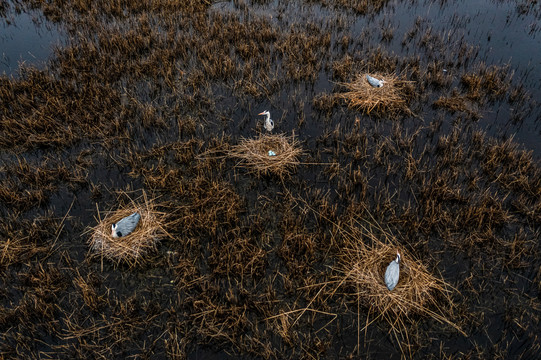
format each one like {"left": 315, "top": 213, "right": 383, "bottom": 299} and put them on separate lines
{"left": 227, "top": 133, "right": 304, "bottom": 178}
{"left": 338, "top": 72, "right": 414, "bottom": 117}
{"left": 88, "top": 192, "right": 170, "bottom": 265}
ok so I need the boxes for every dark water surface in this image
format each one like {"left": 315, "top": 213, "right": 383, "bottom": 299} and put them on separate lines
{"left": 0, "top": 2, "right": 63, "bottom": 75}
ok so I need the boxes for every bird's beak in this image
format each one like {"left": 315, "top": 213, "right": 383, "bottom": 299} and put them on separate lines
{"left": 258, "top": 112, "right": 265, "bottom": 115}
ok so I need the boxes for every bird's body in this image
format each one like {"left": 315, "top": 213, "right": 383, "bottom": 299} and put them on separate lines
{"left": 384, "top": 252, "right": 400, "bottom": 291}
{"left": 258, "top": 110, "right": 274, "bottom": 132}
{"left": 366, "top": 74, "right": 385, "bottom": 88}
{"left": 111, "top": 212, "right": 141, "bottom": 238}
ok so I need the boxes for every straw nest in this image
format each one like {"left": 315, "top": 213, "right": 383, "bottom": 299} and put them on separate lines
{"left": 338, "top": 73, "right": 413, "bottom": 116}
{"left": 337, "top": 219, "right": 463, "bottom": 350}
{"left": 88, "top": 193, "right": 170, "bottom": 265}
{"left": 227, "top": 133, "right": 304, "bottom": 177}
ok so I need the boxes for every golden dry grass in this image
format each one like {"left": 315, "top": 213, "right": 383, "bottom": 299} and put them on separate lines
{"left": 227, "top": 133, "right": 304, "bottom": 178}
{"left": 338, "top": 72, "right": 413, "bottom": 116}
{"left": 88, "top": 192, "right": 171, "bottom": 265}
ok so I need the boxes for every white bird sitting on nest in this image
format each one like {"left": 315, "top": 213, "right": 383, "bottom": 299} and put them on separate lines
{"left": 366, "top": 74, "right": 385, "bottom": 88}
{"left": 111, "top": 212, "right": 141, "bottom": 238}
{"left": 384, "top": 251, "right": 400, "bottom": 291}
{"left": 258, "top": 110, "right": 274, "bottom": 132}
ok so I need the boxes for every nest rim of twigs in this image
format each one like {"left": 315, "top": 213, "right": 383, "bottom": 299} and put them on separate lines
{"left": 88, "top": 192, "right": 170, "bottom": 266}
{"left": 337, "top": 72, "right": 414, "bottom": 117}
{"left": 227, "top": 132, "right": 304, "bottom": 178}
{"left": 335, "top": 218, "right": 464, "bottom": 352}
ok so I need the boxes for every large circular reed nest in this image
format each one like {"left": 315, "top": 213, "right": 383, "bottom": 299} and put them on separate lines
{"left": 345, "top": 242, "right": 446, "bottom": 319}
{"left": 337, "top": 219, "right": 462, "bottom": 349}
{"left": 338, "top": 72, "right": 414, "bottom": 116}
{"left": 227, "top": 133, "right": 304, "bottom": 177}
{"left": 88, "top": 193, "right": 170, "bottom": 265}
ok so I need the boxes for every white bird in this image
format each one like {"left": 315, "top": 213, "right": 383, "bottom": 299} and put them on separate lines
{"left": 366, "top": 74, "right": 385, "bottom": 88}
{"left": 111, "top": 212, "right": 141, "bottom": 238}
{"left": 258, "top": 110, "right": 274, "bottom": 132}
{"left": 384, "top": 251, "right": 400, "bottom": 291}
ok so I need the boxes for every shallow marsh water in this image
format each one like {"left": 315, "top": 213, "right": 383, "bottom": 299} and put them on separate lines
{"left": 0, "top": 2, "right": 63, "bottom": 75}
{"left": 0, "top": 0, "right": 540, "bottom": 359}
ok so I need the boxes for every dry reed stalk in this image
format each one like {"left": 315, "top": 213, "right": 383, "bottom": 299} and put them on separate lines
{"left": 338, "top": 72, "right": 413, "bottom": 116}
{"left": 227, "top": 133, "right": 304, "bottom": 178}
{"left": 88, "top": 192, "right": 170, "bottom": 265}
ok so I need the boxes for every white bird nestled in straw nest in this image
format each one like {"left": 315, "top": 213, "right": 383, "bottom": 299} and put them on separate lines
{"left": 111, "top": 212, "right": 141, "bottom": 238}
{"left": 258, "top": 110, "right": 274, "bottom": 132}
{"left": 366, "top": 74, "right": 385, "bottom": 88}
{"left": 384, "top": 251, "right": 400, "bottom": 291}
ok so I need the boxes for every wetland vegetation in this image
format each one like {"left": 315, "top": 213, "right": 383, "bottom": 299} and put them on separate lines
{"left": 0, "top": 0, "right": 540, "bottom": 358}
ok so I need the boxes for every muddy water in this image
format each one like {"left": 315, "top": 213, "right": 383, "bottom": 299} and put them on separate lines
{"left": 1, "top": 0, "right": 541, "bottom": 359}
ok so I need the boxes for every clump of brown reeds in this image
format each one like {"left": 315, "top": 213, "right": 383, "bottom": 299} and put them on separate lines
{"left": 433, "top": 91, "right": 481, "bottom": 119}
{"left": 338, "top": 72, "right": 413, "bottom": 116}
{"left": 336, "top": 218, "right": 463, "bottom": 354}
{"left": 88, "top": 192, "right": 170, "bottom": 265}
{"left": 227, "top": 133, "right": 304, "bottom": 177}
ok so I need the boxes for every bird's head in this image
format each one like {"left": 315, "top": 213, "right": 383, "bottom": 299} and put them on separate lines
{"left": 258, "top": 110, "right": 270, "bottom": 116}
{"left": 396, "top": 251, "right": 401, "bottom": 263}
{"left": 111, "top": 223, "right": 119, "bottom": 238}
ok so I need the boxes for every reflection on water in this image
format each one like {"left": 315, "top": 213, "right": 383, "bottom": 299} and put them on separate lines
{"left": 0, "top": 3, "right": 63, "bottom": 76}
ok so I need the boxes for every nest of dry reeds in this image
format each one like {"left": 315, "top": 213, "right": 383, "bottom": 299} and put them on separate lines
{"left": 337, "top": 218, "right": 463, "bottom": 352}
{"left": 227, "top": 133, "right": 304, "bottom": 177}
{"left": 338, "top": 73, "right": 413, "bottom": 116}
{"left": 88, "top": 192, "right": 170, "bottom": 265}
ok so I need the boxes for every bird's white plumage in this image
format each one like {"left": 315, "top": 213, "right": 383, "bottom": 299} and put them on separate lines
{"left": 258, "top": 110, "right": 274, "bottom": 132}
{"left": 384, "top": 252, "right": 400, "bottom": 291}
{"left": 111, "top": 212, "right": 141, "bottom": 238}
{"left": 366, "top": 74, "right": 384, "bottom": 88}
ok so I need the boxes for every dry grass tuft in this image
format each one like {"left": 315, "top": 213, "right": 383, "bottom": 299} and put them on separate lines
{"left": 88, "top": 192, "right": 170, "bottom": 265}
{"left": 433, "top": 89, "right": 481, "bottom": 119}
{"left": 338, "top": 72, "right": 414, "bottom": 116}
{"left": 227, "top": 133, "right": 304, "bottom": 178}
{"left": 336, "top": 218, "right": 463, "bottom": 353}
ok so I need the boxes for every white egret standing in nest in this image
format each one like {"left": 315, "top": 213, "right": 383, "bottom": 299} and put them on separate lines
{"left": 111, "top": 212, "right": 141, "bottom": 238}
{"left": 258, "top": 110, "right": 274, "bottom": 132}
